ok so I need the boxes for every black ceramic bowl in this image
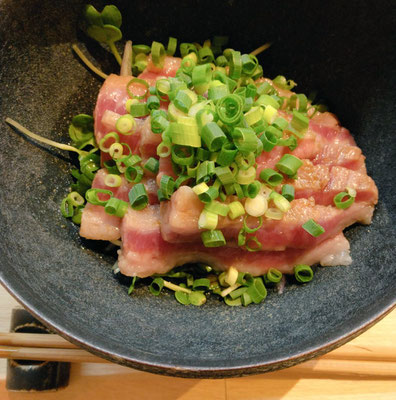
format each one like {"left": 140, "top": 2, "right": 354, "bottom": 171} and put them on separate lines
{"left": 0, "top": 0, "right": 395, "bottom": 378}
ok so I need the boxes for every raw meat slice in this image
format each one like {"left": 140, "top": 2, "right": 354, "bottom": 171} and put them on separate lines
{"left": 160, "top": 186, "right": 374, "bottom": 250}
{"left": 118, "top": 204, "right": 352, "bottom": 277}
{"left": 286, "top": 161, "right": 378, "bottom": 205}
{"left": 79, "top": 169, "right": 158, "bottom": 241}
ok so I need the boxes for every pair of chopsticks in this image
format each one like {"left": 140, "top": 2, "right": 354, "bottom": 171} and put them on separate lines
{"left": 0, "top": 332, "right": 395, "bottom": 378}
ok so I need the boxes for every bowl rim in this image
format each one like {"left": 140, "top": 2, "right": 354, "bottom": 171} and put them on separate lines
{"left": 1, "top": 275, "right": 395, "bottom": 378}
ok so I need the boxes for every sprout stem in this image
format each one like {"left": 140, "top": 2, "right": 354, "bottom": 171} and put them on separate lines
{"left": 250, "top": 43, "right": 272, "bottom": 56}
{"left": 5, "top": 118, "right": 87, "bottom": 156}
{"left": 109, "top": 41, "right": 122, "bottom": 65}
{"left": 72, "top": 44, "right": 108, "bottom": 80}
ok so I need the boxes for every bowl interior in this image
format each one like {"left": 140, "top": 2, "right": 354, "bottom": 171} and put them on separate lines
{"left": 0, "top": 0, "right": 395, "bottom": 377}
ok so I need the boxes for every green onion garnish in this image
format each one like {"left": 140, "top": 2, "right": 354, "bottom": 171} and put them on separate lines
{"left": 333, "top": 191, "right": 355, "bottom": 209}
{"left": 266, "top": 268, "right": 283, "bottom": 283}
{"left": 302, "top": 219, "right": 325, "bottom": 237}
{"left": 276, "top": 154, "right": 303, "bottom": 177}
{"left": 294, "top": 265, "right": 314, "bottom": 283}
{"left": 259, "top": 168, "right": 283, "bottom": 187}
{"left": 128, "top": 183, "right": 148, "bottom": 210}
{"left": 85, "top": 188, "right": 113, "bottom": 206}
{"left": 201, "top": 229, "right": 226, "bottom": 247}
{"left": 143, "top": 157, "right": 159, "bottom": 174}
{"left": 282, "top": 184, "right": 295, "bottom": 202}
{"left": 104, "top": 197, "right": 129, "bottom": 217}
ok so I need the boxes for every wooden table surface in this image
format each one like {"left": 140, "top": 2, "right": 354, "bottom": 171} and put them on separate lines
{"left": 0, "top": 286, "right": 394, "bottom": 399}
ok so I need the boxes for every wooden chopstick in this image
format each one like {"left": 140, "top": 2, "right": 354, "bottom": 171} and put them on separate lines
{"left": 0, "top": 332, "right": 77, "bottom": 349}
{"left": 0, "top": 332, "right": 395, "bottom": 378}
{"left": 0, "top": 332, "right": 395, "bottom": 362}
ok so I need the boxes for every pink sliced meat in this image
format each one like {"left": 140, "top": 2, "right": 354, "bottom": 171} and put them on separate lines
{"left": 286, "top": 161, "right": 378, "bottom": 205}
{"left": 160, "top": 186, "right": 374, "bottom": 250}
{"left": 93, "top": 56, "right": 181, "bottom": 163}
{"left": 79, "top": 169, "right": 158, "bottom": 241}
{"left": 118, "top": 204, "right": 352, "bottom": 278}
{"left": 256, "top": 112, "right": 366, "bottom": 173}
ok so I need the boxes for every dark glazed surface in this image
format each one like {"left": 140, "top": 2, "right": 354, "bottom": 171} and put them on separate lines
{"left": 0, "top": 0, "right": 395, "bottom": 377}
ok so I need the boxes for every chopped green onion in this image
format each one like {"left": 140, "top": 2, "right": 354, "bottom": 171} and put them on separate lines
{"left": 265, "top": 207, "right": 283, "bottom": 220}
{"left": 269, "top": 191, "right": 291, "bottom": 213}
{"left": 232, "top": 127, "right": 258, "bottom": 155}
{"left": 166, "top": 37, "right": 177, "bottom": 56}
{"left": 215, "top": 166, "right": 235, "bottom": 185}
{"left": 228, "top": 201, "right": 245, "bottom": 220}
{"left": 193, "top": 182, "right": 209, "bottom": 195}
{"left": 243, "top": 215, "right": 263, "bottom": 233}
{"left": 128, "top": 183, "right": 148, "bottom": 210}
{"left": 125, "top": 166, "right": 143, "bottom": 183}
{"left": 170, "top": 119, "right": 201, "bottom": 148}
{"left": 198, "top": 210, "right": 218, "bottom": 230}
{"left": 157, "top": 141, "right": 171, "bottom": 158}
{"left": 173, "top": 89, "right": 193, "bottom": 113}
{"left": 198, "top": 186, "right": 219, "bottom": 203}
{"left": 149, "top": 277, "right": 164, "bottom": 295}
{"left": 192, "top": 278, "right": 211, "bottom": 291}
{"left": 225, "top": 266, "right": 239, "bottom": 286}
{"left": 224, "top": 297, "right": 242, "bottom": 306}
{"left": 171, "top": 145, "right": 194, "bottom": 166}
{"left": 60, "top": 198, "right": 74, "bottom": 218}
{"left": 201, "top": 229, "right": 226, "bottom": 247}
{"left": 104, "top": 173, "right": 122, "bottom": 187}
{"left": 146, "top": 95, "right": 160, "bottom": 111}
{"left": 259, "top": 168, "right": 283, "bottom": 187}
{"left": 85, "top": 188, "right": 113, "bottom": 206}
{"left": 291, "top": 110, "right": 309, "bottom": 135}
{"left": 126, "top": 78, "right": 149, "bottom": 100}
{"left": 99, "top": 132, "right": 119, "bottom": 153}
{"left": 143, "top": 157, "right": 159, "bottom": 174}
{"left": 245, "top": 236, "right": 263, "bottom": 252}
{"left": 236, "top": 166, "right": 256, "bottom": 185}
{"left": 302, "top": 219, "right": 325, "bottom": 237}
{"left": 245, "top": 195, "right": 268, "bottom": 217}
{"left": 116, "top": 114, "right": 136, "bottom": 135}
{"left": 282, "top": 184, "right": 295, "bottom": 201}
{"left": 160, "top": 175, "right": 175, "bottom": 199}
{"left": 216, "top": 142, "right": 238, "bottom": 166}
{"left": 266, "top": 268, "right": 283, "bottom": 283}
{"left": 216, "top": 94, "right": 243, "bottom": 125}
{"left": 151, "top": 41, "right": 166, "bottom": 67}
{"left": 192, "top": 63, "right": 212, "bottom": 94}
{"left": 130, "top": 102, "right": 149, "bottom": 117}
{"left": 273, "top": 75, "right": 297, "bottom": 90}
{"left": 105, "top": 197, "right": 129, "bottom": 217}
{"left": 294, "top": 264, "right": 314, "bottom": 283}
{"left": 245, "top": 278, "right": 267, "bottom": 304}
{"left": 333, "top": 191, "right": 355, "bottom": 209}
{"left": 205, "top": 201, "right": 229, "bottom": 217}
{"left": 67, "top": 191, "right": 85, "bottom": 207}
{"left": 201, "top": 122, "right": 227, "bottom": 152}
{"left": 72, "top": 206, "right": 84, "bottom": 224}
{"left": 276, "top": 154, "right": 303, "bottom": 176}
{"left": 260, "top": 130, "right": 278, "bottom": 152}
{"left": 229, "top": 50, "right": 242, "bottom": 79}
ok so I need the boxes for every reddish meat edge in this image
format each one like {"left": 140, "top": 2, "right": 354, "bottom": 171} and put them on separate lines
{"left": 118, "top": 205, "right": 352, "bottom": 278}
{"left": 160, "top": 186, "right": 375, "bottom": 250}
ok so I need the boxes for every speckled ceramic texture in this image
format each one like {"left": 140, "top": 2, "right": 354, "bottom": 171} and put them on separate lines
{"left": 0, "top": 0, "right": 395, "bottom": 378}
